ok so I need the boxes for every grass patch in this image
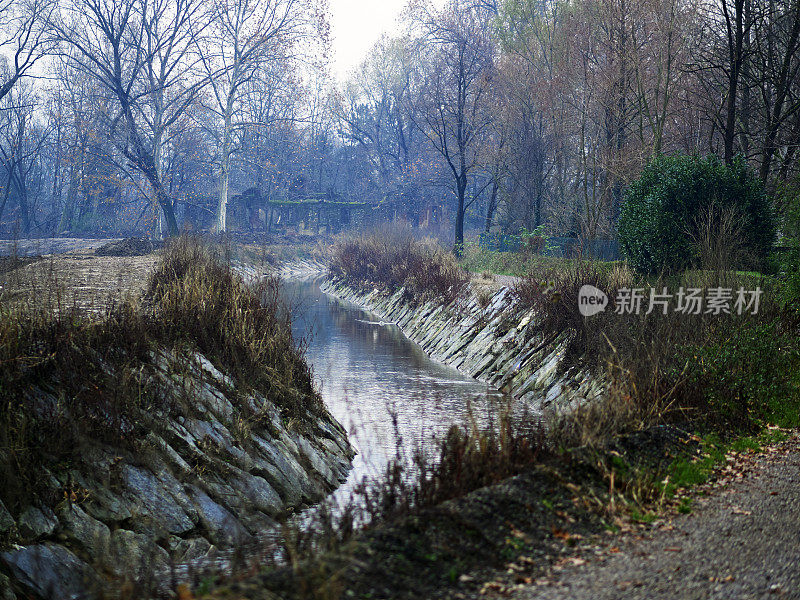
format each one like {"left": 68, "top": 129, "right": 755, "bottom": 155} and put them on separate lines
{"left": 460, "top": 243, "right": 532, "bottom": 277}
{"left": 655, "top": 428, "right": 790, "bottom": 502}
{"left": 460, "top": 241, "right": 621, "bottom": 279}
{"left": 629, "top": 508, "right": 658, "bottom": 524}
{"left": 663, "top": 452, "right": 720, "bottom": 496}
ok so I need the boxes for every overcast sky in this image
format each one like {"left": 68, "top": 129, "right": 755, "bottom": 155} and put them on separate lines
{"left": 328, "top": 0, "right": 409, "bottom": 81}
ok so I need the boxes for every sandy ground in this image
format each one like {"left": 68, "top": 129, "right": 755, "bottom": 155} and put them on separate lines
{"left": 0, "top": 250, "right": 158, "bottom": 312}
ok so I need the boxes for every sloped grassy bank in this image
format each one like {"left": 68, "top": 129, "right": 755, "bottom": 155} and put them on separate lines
{"left": 0, "top": 238, "right": 353, "bottom": 599}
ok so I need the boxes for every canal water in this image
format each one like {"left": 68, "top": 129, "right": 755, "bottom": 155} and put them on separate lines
{"left": 162, "top": 274, "right": 517, "bottom": 582}
{"left": 281, "top": 276, "right": 511, "bottom": 508}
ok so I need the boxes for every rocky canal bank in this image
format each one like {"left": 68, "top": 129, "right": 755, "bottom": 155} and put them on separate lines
{"left": 0, "top": 351, "right": 353, "bottom": 600}
{"left": 0, "top": 246, "right": 355, "bottom": 600}
{"left": 320, "top": 278, "right": 603, "bottom": 413}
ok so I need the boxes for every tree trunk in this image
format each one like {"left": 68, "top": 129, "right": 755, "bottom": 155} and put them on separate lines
{"left": 484, "top": 181, "right": 499, "bottom": 233}
{"left": 14, "top": 164, "right": 30, "bottom": 235}
{"left": 155, "top": 182, "right": 179, "bottom": 237}
{"left": 454, "top": 176, "right": 467, "bottom": 257}
{"left": 58, "top": 165, "right": 78, "bottom": 235}
{"left": 217, "top": 158, "right": 230, "bottom": 233}
{"left": 140, "top": 150, "right": 178, "bottom": 236}
{"left": 216, "top": 100, "right": 234, "bottom": 233}
{"left": 723, "top": 0, "right": 746, "bottom": 165}
{"left": 0, "top": 164, "right": 12, "bottom": 224}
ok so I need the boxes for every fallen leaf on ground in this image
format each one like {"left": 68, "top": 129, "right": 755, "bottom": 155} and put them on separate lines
{"left": 551, "top": 526, "right": 571, "bottom": 541}
{"left": 479, "top": 581, "right": 510, "bottom": 596}
{"left": 555, "top": 510, "right": 576, "bottom": 523}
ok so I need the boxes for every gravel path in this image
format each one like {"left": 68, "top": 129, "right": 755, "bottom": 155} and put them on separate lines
{"left": 512, "top": 435, "right": 800, "bottom": 600}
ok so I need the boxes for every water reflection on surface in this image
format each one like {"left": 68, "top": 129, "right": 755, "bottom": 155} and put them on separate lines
{"left": 282, "top": 276, "right": 510, "bottom": 504}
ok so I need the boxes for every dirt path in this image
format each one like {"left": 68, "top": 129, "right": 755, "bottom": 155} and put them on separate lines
{"left": 0, "top": 237, "right": 120, "bottom": 257}
{"left": 508, "top": 435, "right": 800, "bottom": 600}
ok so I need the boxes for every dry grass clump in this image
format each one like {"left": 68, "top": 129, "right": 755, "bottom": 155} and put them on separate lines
{"left": 0, "top": 236, "right": 320, "bottom": 513}
{"left": 283, "top": 410, "right": 547, "bottom": 558}
{"left": 414, "top": 415, "right": 546, "bottom": 507}
{"left": 512, "top": 260, "right": 629, "bottom": 361}
{"left": 146, "top": 236, "right": 321, "bottom": 419}
{"left": 329, "top": 225, "right": 468, "bottom": 304}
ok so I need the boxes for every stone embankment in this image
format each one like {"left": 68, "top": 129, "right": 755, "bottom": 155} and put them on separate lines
{"left": 320, "top": 279, "right": 603, "bottom": 412}
{"left": 0, "top": 350, "right": 353, "bottom": 600}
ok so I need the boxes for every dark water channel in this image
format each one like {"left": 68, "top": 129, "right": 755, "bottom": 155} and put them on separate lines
{"left": 282, "top": 276, "right": 511, "bottom": 507}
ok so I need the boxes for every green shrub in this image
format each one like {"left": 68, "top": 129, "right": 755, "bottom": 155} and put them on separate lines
{"left": 682, "top": 320, "right": 800, "bottom": 430}
{"left": 776, "top": 184, "right": 800, "bottom": 313}
{"left": 619, "top": 154, "right": 774, "bottom": 273}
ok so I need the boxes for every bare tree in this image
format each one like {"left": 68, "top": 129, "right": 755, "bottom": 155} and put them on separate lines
{"left": 0, "top": 0, "right": 53, "bottom": 102}
{"left": 752, "top": 0, "right": 800, "bottom": 182}
{"left": 54, "top": 0, "right": 211, "bottom": 236}
{"left": 239, "top": 60, "right": 301, "bottom": 205}
{"left": 0, "top": 78, "right": 49, "bottom": 232}
{"left": 198, "top": 0, "right": 309, "bottom": 232}
{"left": 336, "top": 35, "right": 421, "bottom": 209}
{"left": 411, "top": 0, "right": 496, "bottom": 255}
